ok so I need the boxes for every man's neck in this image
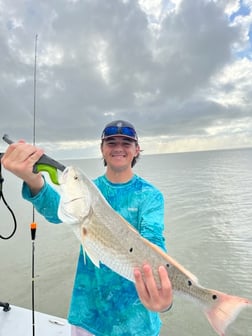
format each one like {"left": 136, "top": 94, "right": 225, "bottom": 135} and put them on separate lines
{"left": 105, "top": 167, "right": 134, "bottom": 183}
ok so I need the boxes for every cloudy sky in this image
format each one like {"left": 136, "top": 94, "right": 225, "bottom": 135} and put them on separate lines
{"left": 0, "top": 0, "right": 252, "bottom": 159}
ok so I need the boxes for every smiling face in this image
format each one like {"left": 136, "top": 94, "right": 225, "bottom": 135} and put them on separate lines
{"left": 101, "top": 136, "right": 140, "bottom": 174}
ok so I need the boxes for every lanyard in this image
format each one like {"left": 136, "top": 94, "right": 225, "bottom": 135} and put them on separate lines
{"left": 0, "top": 161, "right": 17, "bottom": 240}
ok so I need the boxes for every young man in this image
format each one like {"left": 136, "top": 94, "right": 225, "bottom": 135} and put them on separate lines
{"left": 1, "top": 120, "right": 172, "bottom": 336}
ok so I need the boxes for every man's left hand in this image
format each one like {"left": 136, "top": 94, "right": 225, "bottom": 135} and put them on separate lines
{"left": 134, "top": 264, "right": 173, "bottom": 312}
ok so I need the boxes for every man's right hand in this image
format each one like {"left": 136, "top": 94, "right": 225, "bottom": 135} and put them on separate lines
{"left": 1, "top": 140, "right": 45, "bottom": 195}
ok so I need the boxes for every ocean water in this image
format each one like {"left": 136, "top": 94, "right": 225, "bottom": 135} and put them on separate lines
{"left": 0, "top": 148, "right": 251, "bottom": 336}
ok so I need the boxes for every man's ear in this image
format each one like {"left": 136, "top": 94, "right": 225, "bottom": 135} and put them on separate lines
{"left": 135, "top": 144, "right": 141, "bottom": 156}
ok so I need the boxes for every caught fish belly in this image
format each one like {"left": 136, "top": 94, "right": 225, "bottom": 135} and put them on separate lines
{"left": 58, "top": 166, "right": 252, "bottom": 336}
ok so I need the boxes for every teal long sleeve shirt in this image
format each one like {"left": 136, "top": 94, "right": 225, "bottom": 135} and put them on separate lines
{"left": 22, "top": 174, "right": 166, "bottom": 336}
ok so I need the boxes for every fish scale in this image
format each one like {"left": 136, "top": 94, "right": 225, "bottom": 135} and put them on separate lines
{"left": 58, "top": 166, "right": 252, "bottom": 336}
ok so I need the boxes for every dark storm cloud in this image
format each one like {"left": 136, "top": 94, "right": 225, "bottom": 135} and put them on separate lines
{"left": 0, "top": 0, "right": 251, "bottom": 155}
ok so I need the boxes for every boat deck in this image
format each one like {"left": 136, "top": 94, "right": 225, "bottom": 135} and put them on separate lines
{"left": 0, "top": 304, "right": 71, "bottom": 336}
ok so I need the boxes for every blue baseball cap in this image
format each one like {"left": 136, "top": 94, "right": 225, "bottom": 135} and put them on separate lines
{"left": 101, "top": 120, "right": 138, "bottom": 141}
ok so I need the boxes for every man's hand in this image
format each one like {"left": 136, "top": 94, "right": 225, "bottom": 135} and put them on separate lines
{"left": 1, "top": 141, "right": 45, "bottom": 195}
{"left": 134, "top": 264, "right": 173, "bottom": 312}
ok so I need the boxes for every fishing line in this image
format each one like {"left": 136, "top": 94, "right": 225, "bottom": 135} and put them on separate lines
{"left": 30, "top": 33, "right": 38, "bottom": 336}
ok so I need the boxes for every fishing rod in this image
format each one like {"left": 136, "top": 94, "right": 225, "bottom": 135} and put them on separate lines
{"left": 0, "top": 36, "right": 66, "bottom": 326}
{"left": 31, "top": 33, "right": 38, "bottom": 336}
{"left": 29, "top": 35, "right": 65, "bottom": 336}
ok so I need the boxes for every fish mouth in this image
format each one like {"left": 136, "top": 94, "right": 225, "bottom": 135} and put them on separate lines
{"left": 59, "top": 167, "right": 71, "bottom": 184}
{"left": 60, "top": 166, "right": 79, "bottom": 184}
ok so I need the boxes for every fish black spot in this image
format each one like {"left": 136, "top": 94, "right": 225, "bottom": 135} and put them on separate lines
{"left": 166, "top": 263, "right": 170, "bottom": 268}
{"left": 129, "top": 247, "right": 133, "bottom": 253}
{"left": 212, "top": 294, "right": 217, "bottom": 300}
{"left": 188, "top": 280, "right": 192, "bottom": 286}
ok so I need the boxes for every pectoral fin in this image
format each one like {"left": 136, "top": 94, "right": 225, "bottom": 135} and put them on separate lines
{"left": 81, "top": 242, "right": 101, "bottom": 268}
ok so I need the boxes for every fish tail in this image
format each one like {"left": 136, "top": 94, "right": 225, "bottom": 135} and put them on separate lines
{"left": 204, "top": 290, "right": 252, "bottom": 336}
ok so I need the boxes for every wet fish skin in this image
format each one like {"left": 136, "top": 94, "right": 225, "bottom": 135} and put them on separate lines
{"left": 58, "top": 166, "right": 252, "bottom": 336}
